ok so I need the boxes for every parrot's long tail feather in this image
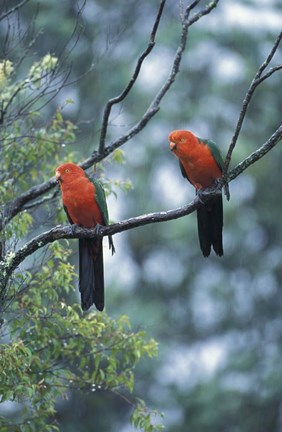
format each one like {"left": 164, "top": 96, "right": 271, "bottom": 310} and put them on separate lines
{"left": 79, "top": 238, "right": 104, "bottom": 311}
{"left": 197, "top": 194, "right": 223, "bottom": 257}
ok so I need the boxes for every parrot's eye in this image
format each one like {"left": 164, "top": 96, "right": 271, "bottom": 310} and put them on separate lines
{"left": 180, "top": 138, "right": 185, "bottom": 143}
{"left": 65, "top": 169, "right": 70, "bottom": 173}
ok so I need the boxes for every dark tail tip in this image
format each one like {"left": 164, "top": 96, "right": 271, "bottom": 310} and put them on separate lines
{"left": 202, "top": 249, "right": 211, "bottom": 258}
{"left": 79, "top": 238, "right": 104, "bottom": 312}
{"left": 197, "top": 194, "right": 223, "bottom": 258}
{"left": 214, "top": 248, "right": 224, "bottom": 257}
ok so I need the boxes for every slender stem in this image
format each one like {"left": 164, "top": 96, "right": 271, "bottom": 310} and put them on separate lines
{"left": 1, "top": 0, "right": 220, "bottom": 231}
{"left": 0, "top": 0, "right": 30, "bottom": 21}
{"left": 98, "top": 0, "right": 166, "bottom": 154}
{"left": 223, "top": 30, "right": 282, "bottom": 176}
{"left": 227, "top": 124, "right": 282, "bottom": 183}
{"left": 2, "top": 123, "right": 281, "bottom": 293}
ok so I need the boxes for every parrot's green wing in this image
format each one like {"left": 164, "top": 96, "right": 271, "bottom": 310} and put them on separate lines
{"left": 198, "top": 137, "right": 230, "bottom": 200}
{"left": 179, "top": 160, "right": 193, "bottom": 185}
{"left": 84, "top": 172, "right": 109, "bottom": 224}
{"left": 86, "top": 173, "right": 114, "bottom": 254}
{"left": 63, "top": 205, "right": 74, "bottom": 224}
{"left": 92, "top": 178, "right": 109, "bottom": 225}
{"left": 198, "top": 137, "right": 224, "bottom": 172}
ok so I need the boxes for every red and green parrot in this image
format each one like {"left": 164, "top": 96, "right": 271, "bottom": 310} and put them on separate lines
{"left": 169, "top": 129, "right": 224, "bottom": 257}
{"left": 55, "top": 162, "right": 115, "bottom": 311}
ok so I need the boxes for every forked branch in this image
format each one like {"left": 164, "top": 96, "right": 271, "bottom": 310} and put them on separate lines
{"left": 2, "top": 2, "right": 282, "bottom": 298}
{"left": 0, "top": 0, "right": 30, "bottom": 21}
{"left": 2, "top": 123, "right": 281, "bottom": 294}
{"left": 1, "top": 0, "right": 220, "bottom": 230}
{"left": 223, "top": 30, "right": 282, "bottom": 177}
{"left": 98, "top": 0, "right": 166, "bottom": 154}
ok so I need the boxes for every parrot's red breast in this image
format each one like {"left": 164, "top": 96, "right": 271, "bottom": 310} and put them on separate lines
{"left": 55, "top": 162, "right": 114, "bottom": 312}
{"left": 55, "top": 163, "right": 104, "bottom": 227}
{"left": 168, "top": 129, "right": 224, "bottom": 257}
{"left": 169, "top": 130, "right": 222, "bottom": 189}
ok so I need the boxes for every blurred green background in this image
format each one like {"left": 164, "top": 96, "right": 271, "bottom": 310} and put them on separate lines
{"left": 1, "top": 0, "right": 282, "bottom": 430}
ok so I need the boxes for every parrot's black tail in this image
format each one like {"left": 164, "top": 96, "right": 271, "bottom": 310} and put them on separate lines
{"left": 79, "top": 238, "right": 104, "bottom": 311}
{"left": 197, "top": 193, "right": 223, "bottom": 257}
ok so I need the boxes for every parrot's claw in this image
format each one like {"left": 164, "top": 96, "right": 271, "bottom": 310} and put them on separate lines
{"left": 94, "top": 224, "right": 103, "bottom": 237}
{"left": 209, "top": 178, "right": 222, "bottom": 193}
{"left": 70, "top": 224, "right": 79, "bottom": 235}
{"left": 197, "top": 180, "right": 222, "bottom": 203}
{"left": 196, "top": 190, "right": 205, "bottom": 204}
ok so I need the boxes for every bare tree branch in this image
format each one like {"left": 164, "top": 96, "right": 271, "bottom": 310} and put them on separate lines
{"left": 2, "top": 122, "right": 281, "bottom": 298}
{"left": 187, "top": 0, "right": 219, "bottom": 24}
{"left": 0, "top": 0, "right": 30, "bottom": 21}
{"left": 1, "top": 1, "right": 279, "bottom": 246}
{"left": 223, "top": 30, "right": 282, "bottom": 177}
{"left": 0, "top": 197, "right": 200, "bottom": 294}
{"left": 1, "top": 0, "right": 220, "bottom": 231}
{"left": 98, "top": 0, "right": 166, "bottom": 154}
{"left": 227, "top": 124, "right": 282, "bottom": 183}
{"left": 1, "top": 178, "right": 57, "bottom": 231}
{"left": 86, "top": 0, "right": 220, "bottom": 162}
{"left": 22, "top": 190, "right": 59, "bottom": 211}
{"left": 98, "top": 0, "right": 219, "bottom": 154}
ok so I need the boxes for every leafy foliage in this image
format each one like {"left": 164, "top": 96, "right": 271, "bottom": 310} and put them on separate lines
{"left": 1, "top": 1, "right": 282, "bottom": 431}
{"left": 0, "top": 43, "right": 161, "bottom": 432}
{"left": 0, "top": 240, "right": 159, "bottom": 430}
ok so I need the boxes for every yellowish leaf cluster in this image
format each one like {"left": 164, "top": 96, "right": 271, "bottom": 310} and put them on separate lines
{"left": 0, "top": 60, "right": 13, "bottom": 89}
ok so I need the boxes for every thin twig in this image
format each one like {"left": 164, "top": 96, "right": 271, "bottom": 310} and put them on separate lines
{"left": 1, "top": 0, "right": 220, "bottom": 231}
{"left": 93, "top": 0, "right": 220, "bottom": 159}
{"left": 98, "top": 0, "right": 166, "bottom": 154}
{"left": 0, "top": 0, "right": 30, "bottom": 21}
{"left": 187, "top": 0, "right": 219, "bottom": 25}
{"left": 22, "top": 190, "right": 59, "bottom": 210}
{"left": 2, "top": 124, "right": 281, "bottom": 293}
{"left": 227, "top": 124, "right": 282, "bottom": 183}
{"left": 223, "top": 30, "right": 282, "bottom": 176}
{"left": 0, "top": 196, "right": 199, "bottom": 291}
{"left": 1, "top": 178, "right": 58, "bottom": 231}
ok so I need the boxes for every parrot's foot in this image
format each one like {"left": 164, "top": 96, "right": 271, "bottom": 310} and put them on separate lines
{"left": 94, "top": 223, "right": 103, "bottom": 238}
{"left": 69, "top": 224, "right": 80, "bottom": 235}
{"left": 196, "top": 190, "right": 205, "bottom": 204}
{"left": 211, "top": 178, "right": 223, "bottom": 193}
{"left": 197, "top": 180, "right": 222, "bottom": 203}
{"left": 197, "top": 187, "right": 215, "bottom": 202}
{"left": 213, "top": 178, "right": 221, "bottom": 188}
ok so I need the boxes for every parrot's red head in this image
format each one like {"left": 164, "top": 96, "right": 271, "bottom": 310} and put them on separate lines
{"left": 169, "top": 130, "right": 198, "bottom": 159}
{"left": 55, "top": 162, "right": 85, "bottom": 185}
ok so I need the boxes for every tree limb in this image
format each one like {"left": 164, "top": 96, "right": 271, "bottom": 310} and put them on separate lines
{"left": 0, "top": 196, "right": 199, "bottom": 293}
{"left": 227, "top": 124, "right": 282, "bottom": 182}
{"left": 81, "top": 1, "right": 220, "bottom": 166}
{"left": 0, "top": 0, "right": 30, "bottom": 21}
{"left": 2, "top": 123, "right": 281, "bottom": 296}
{"left": 4, "top": 2, "right": 281, "bottom": 292}
{"left": 98, "top": 0, "right": 166, "bottom": 154}
{"left": 1, "top": 178, "right": 58, "bottom": 231}
{"left": 223, "top": 30, "right": 282, "bottom": 177}
{"left": 22, "top": 190, "right": 59, "bottom": 210}
{"left": 1, "top": 0, "right": 220, "bottom": 231}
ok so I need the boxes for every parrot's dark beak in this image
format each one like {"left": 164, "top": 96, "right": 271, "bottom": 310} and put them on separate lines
{"left": 170, "top": 141, "right": 176, "bottom": 152}
{"left": 55, "top": 171, "right": 62, "bottom": 183}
